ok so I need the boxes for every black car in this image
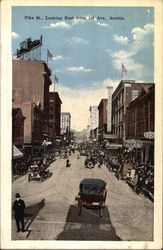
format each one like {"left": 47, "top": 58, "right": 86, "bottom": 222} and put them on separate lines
{"left": 76, "top": 178, "right": 107, "bottom": 217}
{"left": 84, "top": 157, "right": 96, "bottom": 168}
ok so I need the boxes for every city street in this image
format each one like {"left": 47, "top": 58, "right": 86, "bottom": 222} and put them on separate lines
{"left": 12, "top": 151, "right": 153, "bottom": 241}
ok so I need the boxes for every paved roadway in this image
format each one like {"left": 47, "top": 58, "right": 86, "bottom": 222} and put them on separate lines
{"left": 12, "top": 151, "right": 153, "bottom": 241}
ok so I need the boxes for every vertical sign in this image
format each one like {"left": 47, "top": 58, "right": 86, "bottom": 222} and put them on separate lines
{"left": 107, "top": 86, "right": 113, "bottom": 132}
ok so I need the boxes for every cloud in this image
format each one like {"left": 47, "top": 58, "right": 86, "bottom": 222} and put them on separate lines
{"left": 96, "top": 22, "right": 109, "bottom": 28}
{"left": 112, "top": 23, "right": 154, "bottom": 59}
{"left": 111, "top": 49, "right": 133, "bottom": 59}
{"left": 12, "top": 32, "right": 20, "bottom": 39}
{"left": 131, "top": 23, "right": 154, "bottom": 51}
{"left": 111, "top": 23, "right": 154, "bottom": 76}
{"left": 113, "top": 34, "right": 129, "bottom": 45}
{"left": 41, "top": 21, "right": 70, "bottom": 29}
{"left": 66, "top": 66, "right": 92, "bottom": 72}
{"left": 68, "top": 37, "right": 89, "bottom": 45}
{"left": 52, "top": 55, "right": 63, "bottom": 61}
{"left": 113, "top": 57, "right": 144, "bottom": 74}
{"left": 57, "top": 78, "right": 118, "bottom": 131}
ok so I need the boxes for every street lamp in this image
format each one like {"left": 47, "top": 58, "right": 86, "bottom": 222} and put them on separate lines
{"left": 42, "top": 140, "right": 46, "bottom": 156}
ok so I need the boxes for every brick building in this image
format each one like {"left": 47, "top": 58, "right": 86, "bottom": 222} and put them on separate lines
{"left": 12, "top": 59, "right": 52, "bottom": 151}
{"left": 98, "top": 99, "right": 107, "bottom": 141}
{"left": 49, "top": 92, "right": 62, "bottom": 140}
{"left": 112, "top": 80, "right": 154, "bottom": 143}
{"left": 125, "top": 85, "right": 154, "bottom": 165}
{"left": 12, "top": 108, "right": 25, "bottom": 146}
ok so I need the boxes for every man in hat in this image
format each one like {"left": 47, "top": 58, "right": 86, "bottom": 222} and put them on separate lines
{"left": 12, "top": 193, "right": 26, "bottom": 233}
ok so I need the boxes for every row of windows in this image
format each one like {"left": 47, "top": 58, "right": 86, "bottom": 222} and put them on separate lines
{"left": 113, "top": 90, "right": 138, "bottom": 111}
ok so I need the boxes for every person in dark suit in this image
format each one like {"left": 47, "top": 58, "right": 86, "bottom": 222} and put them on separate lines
{"left": 12, "top": 193, "right": 26, "bottom": 233}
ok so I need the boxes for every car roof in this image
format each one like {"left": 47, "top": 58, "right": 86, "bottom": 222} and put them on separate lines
{"left": 80, "top": 178, "right": 106, "bottom": 187}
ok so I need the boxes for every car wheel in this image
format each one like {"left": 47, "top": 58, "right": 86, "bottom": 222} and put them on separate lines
{"left": 99, "top": 207, "right": 103, "bottom": 217}
{"left": 133, "top": 185, "right": 138, "bottom": 192}
{"left": 78, "top": 206, "right": 82, "bottom": 215}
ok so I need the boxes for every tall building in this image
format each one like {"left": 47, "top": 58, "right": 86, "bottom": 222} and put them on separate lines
{"left": 98, "top": 99, "right": 107, "bottom": 141}
{"left": 49, "top": 92, "right": 62, "bottom": 139}
{"left": 125, "top": 85, "right": 154, "bottom": 165}
{"left": 112, "top": 80, "right": 154, "bottom": 143}
{"left": 89, "top": 106, "right": 99, "bottom": 140}
{"left": 61, "top": 112, "right": 71, "bottom": 135}
{"left": 107, "top": 86, "right": 113, "bottom": 133}
{"left": 12, "top": 59, "right": 52, "bottom": 150}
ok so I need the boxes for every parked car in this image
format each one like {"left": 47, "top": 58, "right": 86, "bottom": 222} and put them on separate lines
{"left": 28, "top": 164, "right": 51, "bottom": 182}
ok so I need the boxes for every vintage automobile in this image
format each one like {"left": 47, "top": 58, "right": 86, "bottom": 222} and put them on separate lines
{"left": 60, "top": 150, "right": 67, "bottom": 159}
{"left": 28, "top": 163, "right": 50, "bottom": 182}
{"left": 29, "top": 156, "right": 44, "bottom": 166}
{"left": 75, "top": 178, "right": 107, "bottom": 217}
{"left": 84, "top": 157, "right": 96, "bottom": 168}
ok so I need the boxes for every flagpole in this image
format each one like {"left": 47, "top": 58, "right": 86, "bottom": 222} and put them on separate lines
{"left": 121, "top": 64, "right": 123, "bottom": 80}
{"left": 54, "top": 73, "right": 55, "bottom": 92}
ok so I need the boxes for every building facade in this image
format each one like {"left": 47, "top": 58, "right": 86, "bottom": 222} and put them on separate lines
{"left": 98, "top": 99, "right": 107, "bottom": 141}
{"left": 112, "top": 80, "right": 154, "bottom": 143}
{"left": 12, "top": 59, "right": 52, "bottom": 148}
{"left": 12, "top": 108, "right": 25, "bottom": 146}
{"left": 125, "top": 85, "right": 154, "bottom": 165}
{"left": 61, "top": 112, "right": 71, "bottom": 135}
{"left": 107, "top": 86, "right": 113, "bottom": 133}
{"left": 89, "top": 106, "right": 99, "bottom": 140}
{"left": 49, "top": 92, "right": 62, "bottom": 140}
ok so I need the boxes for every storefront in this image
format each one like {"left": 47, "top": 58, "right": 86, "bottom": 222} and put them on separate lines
{"left": 124, "top": 138, "right": 154, "bottom": 166}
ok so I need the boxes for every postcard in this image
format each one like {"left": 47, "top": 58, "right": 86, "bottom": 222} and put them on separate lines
{"left": 0, "top": 0, "right": 162, "bottom": 249}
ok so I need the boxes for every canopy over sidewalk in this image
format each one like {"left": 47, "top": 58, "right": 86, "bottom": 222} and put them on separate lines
{"left": 13, "top": 145, "right": 23, "bottom": 159}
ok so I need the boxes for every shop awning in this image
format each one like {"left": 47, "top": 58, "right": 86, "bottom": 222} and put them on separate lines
{"left": 13, "top": 145, "right": 23, "bottom": 159}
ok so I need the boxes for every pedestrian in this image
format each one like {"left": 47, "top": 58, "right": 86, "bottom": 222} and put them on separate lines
{"left": 12, "top": 193, "right": 26, "bottom": 233}
{"left": 66, "top": 159, "right": 71, "bottom": 167}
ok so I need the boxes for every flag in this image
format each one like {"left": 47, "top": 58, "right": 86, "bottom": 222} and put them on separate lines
{"left": 54, "top": 74, "right": 59, "bottom": 84}
{"left": 122, "top": 63, "right": 128, "bottom": 73}
{"left": 47, "top": 49, "right": 53, "bottom": 59}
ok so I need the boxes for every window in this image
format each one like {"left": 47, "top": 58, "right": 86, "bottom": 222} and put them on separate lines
{"left": 50, "top": 107, "right": 53, "bottom": 112}
{"left": 132, "top": 90, "right": 138, "bottom": 101}
{"left": 49, "top": 99, "right": 54, "bottom": 103}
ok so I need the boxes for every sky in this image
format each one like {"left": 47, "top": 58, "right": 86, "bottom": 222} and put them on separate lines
{"left": 12, "top": 6, "right": 154, "bottom": 131}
